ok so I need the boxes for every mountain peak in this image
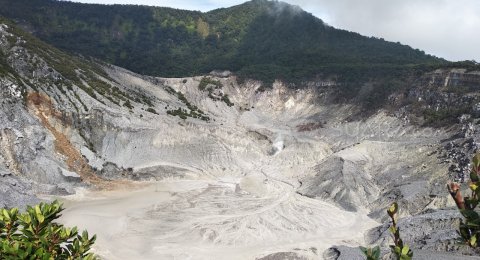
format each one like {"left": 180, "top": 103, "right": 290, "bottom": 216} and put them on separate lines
{"left": 0, "top": 0, "right": 444, "bottom": 85}
{"left": 222, "top": 0, "right": 307, "bottom": 17}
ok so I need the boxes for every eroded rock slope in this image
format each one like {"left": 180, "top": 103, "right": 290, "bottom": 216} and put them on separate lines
{"left": 2, "top": 20, "right": 480, "bottom": 259}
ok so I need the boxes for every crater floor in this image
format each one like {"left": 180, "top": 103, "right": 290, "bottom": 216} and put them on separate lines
{"left": 60, "top": 178, "right": 378, "bottom": 260}
{"left": 50, "top": 71, "right": 449, "bottom": 259}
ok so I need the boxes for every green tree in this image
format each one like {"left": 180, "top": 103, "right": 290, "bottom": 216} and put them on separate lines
{"left": 0, "top": 200, "right": 97, "bottom": 259}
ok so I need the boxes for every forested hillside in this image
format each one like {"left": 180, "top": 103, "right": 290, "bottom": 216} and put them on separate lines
{"left": 0, "top": 0, "right": 446, "bottom": 82}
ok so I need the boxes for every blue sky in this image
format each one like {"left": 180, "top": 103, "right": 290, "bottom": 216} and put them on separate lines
{"left": 70, "top": 0, "right": 480, "bottom": 62}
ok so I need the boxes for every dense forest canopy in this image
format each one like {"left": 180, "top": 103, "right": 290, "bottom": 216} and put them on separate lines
{"left": 0, "top": 0, "right": 444, "bottom": 74}
{"left": 2, "top": 0, "right": 477, "bottom": 108}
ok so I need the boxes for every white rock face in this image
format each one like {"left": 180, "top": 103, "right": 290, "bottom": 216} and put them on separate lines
{"left": 0, "top": 23, "right": 469, "bottom": 258}
{"left": 56, "top": 67, "right": 450, "bottom": 260}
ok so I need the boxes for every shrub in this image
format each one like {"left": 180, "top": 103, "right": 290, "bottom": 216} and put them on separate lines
{"left": 360, "top": 202, "right": 412, "bottom": 260}
{"left": 387, "top": 202, "right": 413, "bottom": 260}
{"left": 146, "top": 107, "right": 158, "bottom": 114}
{"left": 164, "top": 86, "right": 210, "bottom": 121}
{"left": 167, "top": 108, "right": 210, "bottom": 121}
{"left": 123, "top": 100, "right": 133, "bottom": 109}
{"left": 448, "top": 153, "right": 480, "bottom": 248}
{"left": 359, "top": 246, "right": 380, "bottom": 260}
{"left": 423, "top": 106, "right": 470, "bottom": 127}
{"left": 0, "top": 200, "right": 97, "bottom": 259}
{"left": 198, "top": 77, "right": 222, "bottom": 91}
{"left": 221, "top": 94, "right": 234, "bottom": 107}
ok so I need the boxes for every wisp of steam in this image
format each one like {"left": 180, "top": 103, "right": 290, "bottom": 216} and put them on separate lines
{"left": 271, "top": 134, "right": 285, "bottom": 155}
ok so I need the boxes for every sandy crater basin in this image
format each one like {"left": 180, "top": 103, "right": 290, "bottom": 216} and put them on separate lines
{"left": 59, "top": 177, "right": 378, "bottom": 260}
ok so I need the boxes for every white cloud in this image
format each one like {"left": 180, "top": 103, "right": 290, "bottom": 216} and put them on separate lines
{"left": 70, "top": 0, "right": 480, "bottom": 61}
{"left": 296, "top": 0, "right": 480, "bottom": 61}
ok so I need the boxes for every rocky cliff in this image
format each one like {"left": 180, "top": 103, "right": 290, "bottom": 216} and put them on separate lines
{"left": 2, "top": 19, "right": 480, "bottom": 259}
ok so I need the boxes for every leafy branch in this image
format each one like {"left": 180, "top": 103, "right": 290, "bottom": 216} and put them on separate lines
{"left": 448, "top": 153, "right": 480, "bottom": 248}
{"left": 360, "top": 202, "right": 412, "bottom": 260}
{"left": 0, "top": 200, "right": 97, "bottom": 259}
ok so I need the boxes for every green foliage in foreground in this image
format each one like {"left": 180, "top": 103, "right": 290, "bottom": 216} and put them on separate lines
{"left": 448, "top": 153, "right": 480, "bottom": 248}
{"left": 387, "top": 202, "right": 413, "bottom": 260}
{"left": 359, "top": 245, "right": 380, "bottom": 260}
{"left": 362, "top": 153, "right": 480, "bottom": 259}
{"left": 0, "top": 201, "right": 97, "bottom": 259}
{"left": 360, "top": 202, "right": 412, "bottom": 260}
